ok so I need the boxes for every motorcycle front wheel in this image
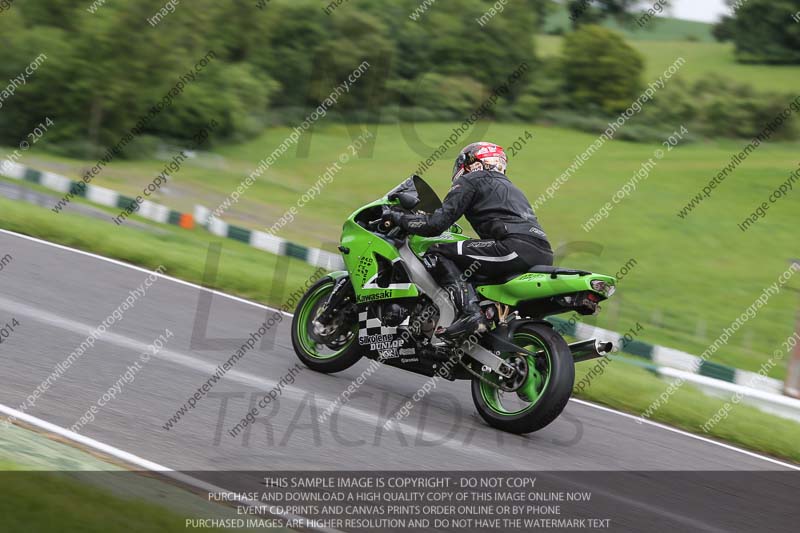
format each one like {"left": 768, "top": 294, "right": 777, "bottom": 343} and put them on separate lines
{"left": 291, "top": 277, "right": 362, "bottom": 373}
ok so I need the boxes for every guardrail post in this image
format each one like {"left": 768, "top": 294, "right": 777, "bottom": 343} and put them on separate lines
{"left": 786, "top": 259, "right": 800, "bottom": 398}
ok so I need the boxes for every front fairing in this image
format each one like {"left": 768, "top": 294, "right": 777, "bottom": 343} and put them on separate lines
{"left": 342, "top": 175, "right": 443, "bottom": 231}
{"left": 344, "top": 175, "right": 466, "bottom": 256}
{"left": 340, "top": 176, "right": 468, "bottom": 303}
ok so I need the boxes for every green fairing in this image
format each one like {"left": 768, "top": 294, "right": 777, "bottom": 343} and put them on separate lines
{"left": 477, "top": 273, "right": 616, "bottom": 306}
{"left": 341, "top": 193, "right": 469, "bottom": 303}
{"left": 341, "top": 199, "right": 419, "bottom": 303}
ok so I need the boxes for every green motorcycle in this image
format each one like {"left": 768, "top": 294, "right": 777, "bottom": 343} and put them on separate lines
{"left": 292, "top": 176, "right": 615, "bottom": 434}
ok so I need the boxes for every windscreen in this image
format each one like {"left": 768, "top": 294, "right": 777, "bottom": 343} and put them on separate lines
{"left": 387, "top": 175, "right": 442, "bottom": 214}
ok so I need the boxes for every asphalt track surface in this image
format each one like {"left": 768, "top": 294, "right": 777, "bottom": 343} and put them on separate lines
{"left": 1, "top": 229, "right": 798, "bottom": 532}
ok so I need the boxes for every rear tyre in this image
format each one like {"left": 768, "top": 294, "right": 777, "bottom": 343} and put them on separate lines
{"left": 291, "top": 277, "right": 362, "bottom": 373}
{"left": 471, "top": 322, "right": 574, "bottom": 434}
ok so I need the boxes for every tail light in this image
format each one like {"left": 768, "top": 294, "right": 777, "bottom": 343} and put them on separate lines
{"left": 590, "top": 280, "right": 615, "bottom": 296}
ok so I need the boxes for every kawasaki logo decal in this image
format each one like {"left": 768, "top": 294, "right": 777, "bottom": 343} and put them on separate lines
{"left": 357, "top": 290, "right": 393, "bottom": 303}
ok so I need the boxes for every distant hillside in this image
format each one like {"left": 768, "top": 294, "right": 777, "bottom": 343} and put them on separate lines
{"left": 543, "top": 4, "right": 714, "bottom": 42}
{"left": 537, "top": 5, "right": 800, "bottom": 94}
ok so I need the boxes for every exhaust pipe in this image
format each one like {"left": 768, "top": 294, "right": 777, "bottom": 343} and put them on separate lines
{"left": 569, "top": 338, "right": 613, "bottom": 363}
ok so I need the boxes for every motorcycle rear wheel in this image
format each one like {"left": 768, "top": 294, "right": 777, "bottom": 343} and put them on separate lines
{"left": 471, "top": 322, "right": 574, "bottom": 434}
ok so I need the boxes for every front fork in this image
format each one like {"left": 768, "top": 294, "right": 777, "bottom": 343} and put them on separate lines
{"left": 311, "top": 276, "right": 355, "bottom": 340}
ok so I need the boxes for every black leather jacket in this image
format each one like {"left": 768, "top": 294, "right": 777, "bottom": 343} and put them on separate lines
{"left": 399, "top": 170, "right": 549, "bottom": 244}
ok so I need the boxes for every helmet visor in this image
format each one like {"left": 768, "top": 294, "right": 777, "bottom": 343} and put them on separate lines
{"left": 452, "top": 153, "right": 468, "bottom": 181}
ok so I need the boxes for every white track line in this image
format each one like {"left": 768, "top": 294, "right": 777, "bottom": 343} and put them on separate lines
{"left": 0, "top": 293, "right": 496, "bottom": 460}
{"left": 2, "top": 229, "right": 799, "bottom": 471}
{"left": 570, "top": 399, "right": 800, "bottom": 471}
{"left": 0, "top": 403, "right": 343, "bottom": 533}
{"left": 0, "top": 229, "right": 294, "bottom": 318}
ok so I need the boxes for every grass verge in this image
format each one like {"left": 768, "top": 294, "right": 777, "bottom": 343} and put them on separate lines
{"left": 0, "top": 195, "right": 321, "bottom": 307}
{"left": 0, "top": 461, "right": 228, "bottom": 533}
{"left": 574, "top": 359, "right": 800, "bottom": 464}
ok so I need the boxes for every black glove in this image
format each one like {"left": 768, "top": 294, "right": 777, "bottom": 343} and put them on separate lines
{"left": 381, "top": 208, "right": 405, "bottom": 231}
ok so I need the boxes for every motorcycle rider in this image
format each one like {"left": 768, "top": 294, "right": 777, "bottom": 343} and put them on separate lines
{"left": 385, "top": 141, "right": 553, "bottom": 340}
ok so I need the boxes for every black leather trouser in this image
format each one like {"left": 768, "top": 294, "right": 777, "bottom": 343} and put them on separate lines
{"left": 426, "top": 234, "right": 553, "bottom": 285}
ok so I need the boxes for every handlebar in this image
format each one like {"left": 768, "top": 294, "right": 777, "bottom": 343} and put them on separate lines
{"left": 387, "top": 226, "right": 402, "bottom": 239}
{"left": 367, "top": 218, "right": 395, "bottom": 230}
{"left": 368, "top": 208, "right": 406, "bottom": 239}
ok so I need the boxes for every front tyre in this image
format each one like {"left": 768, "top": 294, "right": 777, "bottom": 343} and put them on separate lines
{"left": 471, "top": 322, "right": 574, "bottom": 434}
{"left": 291, "top": 277, "right": 362, "bottom": 373}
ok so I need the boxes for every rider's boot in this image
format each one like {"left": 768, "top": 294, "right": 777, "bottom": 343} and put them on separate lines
{"left": 437, "top": 279, "right": 487, "bottom": 341}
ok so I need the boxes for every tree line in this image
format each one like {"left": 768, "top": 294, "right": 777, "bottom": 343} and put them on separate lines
{"left": 0, "top": 0, "right": 795, "bottom": 158}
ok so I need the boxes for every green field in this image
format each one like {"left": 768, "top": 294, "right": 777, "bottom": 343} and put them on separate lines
{"left": 6, "top": 119, "right": 799, "bottom": 379}
{"left": 535, "top": 7, "right": 800, "bottom": 92}
{"left": 543, "top": 8, "right": 715, "bottom": 42}
{"left": 536, "top": 35, "right": 800, "bottom": 92}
